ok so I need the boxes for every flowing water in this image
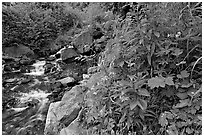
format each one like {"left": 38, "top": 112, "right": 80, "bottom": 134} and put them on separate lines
{"left": 2, "top": 56, "right": 89, "bottom": 135}
{"left": 2, "top": 60, "right": 53, "bottom": 135}
{"left": 25, "top": 60, "right": 46, "bottom": 76}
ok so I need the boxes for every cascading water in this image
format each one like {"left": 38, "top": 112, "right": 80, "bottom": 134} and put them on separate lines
{"left": 2, "top": 60, "right": 53, "bottom": 135}
{"left": 25, "top": 61, "right": 46, "bottom": 76}
{"left": 2, "top": 55, "right": 87, "bottom": 135}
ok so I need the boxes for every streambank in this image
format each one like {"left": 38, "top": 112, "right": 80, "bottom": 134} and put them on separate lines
{"left": 2, "top": 53, "right": 96, "bottom": 135}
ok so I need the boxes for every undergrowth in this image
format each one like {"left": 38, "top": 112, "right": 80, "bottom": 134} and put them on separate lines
{"left": 2, "top": 2, "right": 83, "bottom": 56}
{"left": 80, "top": 2, "right": 202, "bottom": 135}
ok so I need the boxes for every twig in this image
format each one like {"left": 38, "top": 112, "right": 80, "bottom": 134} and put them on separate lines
{"left": 190, "top": 56, "right": 202, "bottom": 79}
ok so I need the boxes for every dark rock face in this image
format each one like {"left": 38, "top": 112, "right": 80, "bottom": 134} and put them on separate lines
{"left": 44, "top": 85, "right": 86, "bottom": 135}
{"left": 61, "top": 48, "right": 79, "bottom": 62}
{"left": 92, "top": 27, "right": 104, "bottom": 40}
{"left": 55, "top": 53, "right": 61, "bottom": 59}
{"left": 3, "top": 45, "right": 35, "bottom": 58}
{"left": 73, "top": 30, "right": 93, "bottom": 54}
{"left": 59, "top": 107, "right": 81, "bottom": 127}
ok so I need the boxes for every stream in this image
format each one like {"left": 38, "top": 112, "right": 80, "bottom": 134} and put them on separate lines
{"left": 2, "top": 59, "right": 87, "bottom": 135}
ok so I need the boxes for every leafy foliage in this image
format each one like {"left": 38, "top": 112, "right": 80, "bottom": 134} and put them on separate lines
{"left": 80, "top": 2, "right": 202, "bottom": 135}
{"left": 2, "top": 2, "right": 83, "bottom": 56}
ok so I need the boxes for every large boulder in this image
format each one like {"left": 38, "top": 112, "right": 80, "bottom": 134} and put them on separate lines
{"left": 44, "top": 85, "right": 86, "bottom": 135}
{"left": 59, "top": 113, "right": 87, "bottom": 135}
{"left": 61, "top": 48, "right": 79, "bottom": 62}
{"left": 3, "top": 44, "right": 35, "bottom": 58}
{"left": 57, "top": 77, "right": 75, "bottom": 86}
{"left": 73, "top": 30, "right": 93, "bottom": 54}
{"left": 44, "top": 101, "right": 61, "bottom": 135}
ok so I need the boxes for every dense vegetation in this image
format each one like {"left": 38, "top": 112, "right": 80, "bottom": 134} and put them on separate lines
{"left": 2, "top": 2, "right": 202, "bottom": 135}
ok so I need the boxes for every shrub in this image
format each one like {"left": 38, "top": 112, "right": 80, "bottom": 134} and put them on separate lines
{"left": 81, "top": 2, "right": 202, "bottom": 135}
{"left": 2, "top": 2, "right": 83, "bottom": 56}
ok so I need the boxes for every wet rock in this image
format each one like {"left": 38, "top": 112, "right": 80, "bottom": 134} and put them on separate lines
{"left": 3, "top": 65, "right": 12, "bottom": 72}
{"left": 61, "top": 48, "right": 79, "bottom": 62}
{"left": 52, "top": 82, "right": 63, "bottom": 90}
{"left": 44, "top": 63, "right": 55, "bottom": 74}
{"left": 10, "top": 85, "right": 19, "bottom": 91}
{"left": 73, "top": 30, "right": 93, "bottom": 54}
{"left": 19, "top": 59, "right": 32, "bottom": 65}
{"left": 53, "top": 88, "right": 62, "bottom": 93}
{"left": 5, "top": 78, "right": 17, "bottom": 83}
{"left": 26, "top": 99, "right": 40, "bottom": 107}
{"left": 38, "top": 57, "right": 45, "bottom": 61}
{"left": 20, "top": 67, "right": 28, "bottom": 73}
{"left": 3, "top": 44, "right": 35, "bottom": 58}
{"left": 47, "top": 55, "right": 56, "bottom": 61}
{"left": 10, "top": 63, "right": 20, "bottom": 69}
{"left": 4, "top": 98, "right": 18, "bottom": 109}
{"left": 44, "top": 85, "right": 86, "bottom": 135}
{"left": 57, "top": 77, "right": 75, "bottom": 86}
{"left": 19, "top": 78, "right": 31, "bottom": 84}
{"left": 44, "top": 101, "right": 61, "bottom": 135}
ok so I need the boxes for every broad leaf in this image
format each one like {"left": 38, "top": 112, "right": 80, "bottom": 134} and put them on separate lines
{"left": 159, "top": 113, "right": 168, "bottom": 127}
{"left": 129, "top": 101, "right": 138, "bottom": 110}
{"left": 148, "top": 76, "right": 165, "bottom": 89}
{"left": 134, "top": 79, "right": 146, "bottom": 89}
{"left": 174, "top": 99, "right": 190, "bottom": 108}
{"left": 122, "top": 88, "right": 135, "bottom": 95}
{"left": 165, "top": 77, "right": 174, "bottom": 86}
{"left": 119, "top": 80, "right": 132, "bottom": 87}
{"left": 165, "top": 112, "right": 174, "bottom": 119}
{"left": 180, "top": 70, "right": 190, "bottom": 78}
{"left": 176, "top": 92, "right": 188, "bottom": 99}
{"left": 172, "top": 48, "right": 183, "bottom": 56}
{"left": 147, "top": 54, "right": 151, "bottom": 65}
{"left": 180, "top": 80, "right": 192, "bottom": 88}
{"left": 137, "top": 88, "right": 150, "bottom": 96}
{"left": 177, "top": 74, "right": 182, "bottom": 79}
{"left": 119, "top": 111, "right": 127, "bottom": 123}
{"left": 186, "top": 127, "right": 193, "bottom": 134}
{"left": 137, "top": 99, "right": 147, "bottom": 110}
